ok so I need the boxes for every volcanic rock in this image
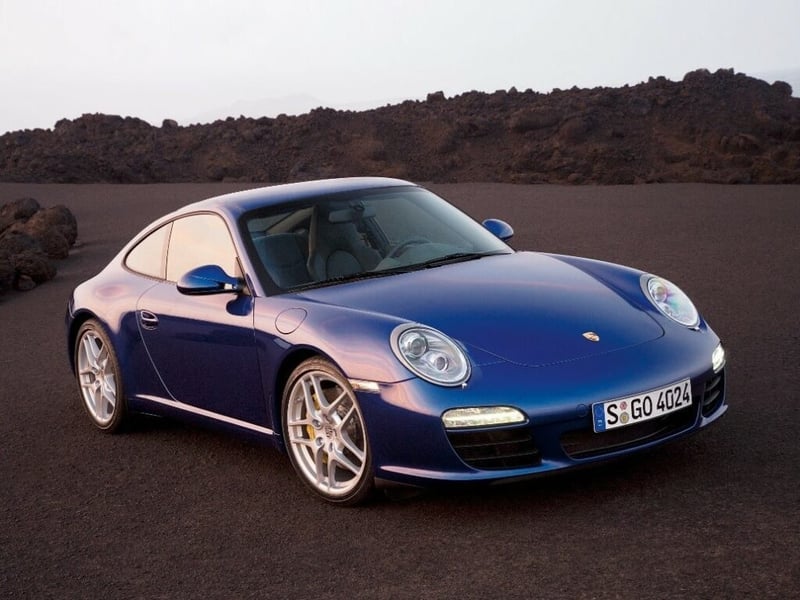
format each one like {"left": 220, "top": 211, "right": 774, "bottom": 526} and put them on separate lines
{"left": 0, "top": 69, "right": 798, "bottom": 184}
{"left": 0, "top": 199, "right": 77, "bottom": 293}
{"left": 11, "top": 251, "right": 56, "bottom": 286}
{"left": 0, "top": 197, "right": 40, "bottom": 221}
{"left": 21, "top": 205, "right": 79, "bottom": 247}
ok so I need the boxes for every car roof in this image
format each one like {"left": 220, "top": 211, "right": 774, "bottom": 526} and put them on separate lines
{"left": 178, "top": 177, "right": 416, "bottom": 220}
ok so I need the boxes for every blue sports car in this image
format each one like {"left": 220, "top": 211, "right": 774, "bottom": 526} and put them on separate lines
{"left": 67, "top": 177, "right": 727, "bottom": 504}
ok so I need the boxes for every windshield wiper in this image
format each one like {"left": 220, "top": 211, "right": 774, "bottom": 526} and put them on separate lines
{"left": 289, "top": 251, "right": 508, "bottom": 291}
{"left": 290, "top": 268, "right": 403, "bottom": 291}
{"left": 414, "top": 250, "right": 508, "bottom": 269}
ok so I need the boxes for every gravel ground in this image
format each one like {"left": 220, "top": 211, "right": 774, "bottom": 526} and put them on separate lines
{"left": 0, "top": 182, "right": 798, "bottom": 599}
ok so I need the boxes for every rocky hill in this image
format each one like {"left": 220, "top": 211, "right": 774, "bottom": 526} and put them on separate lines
{"left": 1, "top": 68, "right": 798, "bottom": 184}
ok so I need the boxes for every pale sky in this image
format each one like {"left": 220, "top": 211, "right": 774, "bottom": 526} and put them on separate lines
{"left": 1, "top": 0, "right": 799, "bottom": 134}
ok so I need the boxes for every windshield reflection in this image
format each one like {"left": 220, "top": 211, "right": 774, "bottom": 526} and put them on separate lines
{"left": 242, "top": 186, "right": 512, "bottom": 292}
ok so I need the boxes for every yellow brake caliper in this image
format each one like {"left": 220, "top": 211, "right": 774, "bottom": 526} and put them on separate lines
{"left": 306, "top": 389, "right": 328, "bottom": 465}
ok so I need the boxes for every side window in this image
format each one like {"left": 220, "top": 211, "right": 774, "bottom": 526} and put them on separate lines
{"left": 166, "top": 214, "right": 238, "bottom": 282}
{"left": 125, "top": 223, "right": 171, "bottom": 279}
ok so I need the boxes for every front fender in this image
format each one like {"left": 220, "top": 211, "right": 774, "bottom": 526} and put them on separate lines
{"left": 253, "top": 296, "right": 414, "bottom": 384}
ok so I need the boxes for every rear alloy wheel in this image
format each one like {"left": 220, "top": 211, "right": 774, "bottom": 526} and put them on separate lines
{"left": 283, "top": 358, "right": 373, "bottom": 505}
{"left": 75, "top": 320, "right": 127, "bottom": 432}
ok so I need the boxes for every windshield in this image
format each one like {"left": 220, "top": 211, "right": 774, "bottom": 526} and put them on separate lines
{"left": 241, "top": 185, "right": 512, "bottom": 292}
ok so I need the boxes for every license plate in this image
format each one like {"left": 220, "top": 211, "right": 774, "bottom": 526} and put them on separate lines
{"left": 592, "top": 379, "right": 692, "bottom": 433}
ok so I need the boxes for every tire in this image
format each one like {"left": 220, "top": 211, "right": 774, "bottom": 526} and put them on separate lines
{"left": 282, "top": 358, "right": 373, "bottom": 505}
{"left": 74, "top": 319, "right": 128, "bottom": 433}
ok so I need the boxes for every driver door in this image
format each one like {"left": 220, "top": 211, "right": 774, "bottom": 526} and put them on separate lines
{"left": 136, "top": 213, "right": 266, "bottom": 425}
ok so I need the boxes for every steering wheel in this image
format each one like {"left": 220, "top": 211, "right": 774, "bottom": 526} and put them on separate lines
{"left": 387, "top": 237, "right": 430, "bottom": 259}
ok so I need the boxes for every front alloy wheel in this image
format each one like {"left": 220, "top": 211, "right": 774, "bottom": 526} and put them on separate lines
{"left": 283, "top": 358, "right": 373, "bottom": 505}
{"left": 75, "top": 320, "right": 127, "bottom": 432}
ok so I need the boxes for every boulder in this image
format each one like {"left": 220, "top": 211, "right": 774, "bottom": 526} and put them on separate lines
{"left": 0, "top": 257, "right": 14, "bottom": 291}
{"left": 0, "top": 199, "right": 77, "bottom": 293}
{"left": 11, "top": 251, "right": 56, "bottom": 286}
{"left": 20, "top": 204, "right": 78, "bottom": 247}
{"left": 0, "top": 197, "right": 41, "bottom": 234}
{"left": 0, "top": 197, "right": 40, "bottom": 221}
{"left": 0, "top": 229, "right": 42, "bottom": 256}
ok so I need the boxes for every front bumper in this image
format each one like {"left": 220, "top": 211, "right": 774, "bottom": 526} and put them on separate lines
{"left": 358, "top": 333, "right": 727, "bottom": 488}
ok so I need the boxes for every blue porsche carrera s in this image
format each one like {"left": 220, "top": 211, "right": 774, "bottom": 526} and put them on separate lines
{"left": 67, "top": 177, "right": 727, "bottom": 504}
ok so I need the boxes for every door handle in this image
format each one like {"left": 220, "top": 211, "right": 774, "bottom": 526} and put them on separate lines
{"left": 139, "top": 310, "right": 159, "bottom": 330}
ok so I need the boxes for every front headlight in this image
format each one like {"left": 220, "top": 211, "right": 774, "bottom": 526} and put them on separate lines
{"left": 391, "top": 324, "right": 471, "bottom": 386}
{"left": 712, "top": 343, "right": 726, "bottom": 372}
{"left": 642, "top": 275, "right": 700, "bottom": 328}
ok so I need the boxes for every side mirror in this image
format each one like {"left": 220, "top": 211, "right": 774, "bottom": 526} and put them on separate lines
{"left": 482, "top": 219, "right": 514, "bottom": 242}
{"left": 177, "top": 264, "right": 243, "bottom": 295}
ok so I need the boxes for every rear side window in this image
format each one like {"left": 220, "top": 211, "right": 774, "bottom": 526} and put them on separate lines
{"left": 125, "top": 223, "right": 171, "bottom": 279}
{"left": 166, "top": 213, "right": 238, "bottom": 282}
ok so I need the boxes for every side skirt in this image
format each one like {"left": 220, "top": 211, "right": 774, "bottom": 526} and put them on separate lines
{"left": 136, "top": 394, "right": 276, "bottom": 436}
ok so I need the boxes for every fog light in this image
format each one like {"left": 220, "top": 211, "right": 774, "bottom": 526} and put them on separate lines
{"left": 712, "top": 344, "right": 726, "bottom": 372}
{"left": 442, "top": 406, "right": 526, "bottom": 429}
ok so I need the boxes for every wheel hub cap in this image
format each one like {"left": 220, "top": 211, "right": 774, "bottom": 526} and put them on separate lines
{"left": 286, "top": 370, "right": 368, "bottom": 498}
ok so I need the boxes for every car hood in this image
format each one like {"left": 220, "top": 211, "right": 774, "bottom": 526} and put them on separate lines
{"left": 296, "top": 252, "right": 663, "bottom": 367}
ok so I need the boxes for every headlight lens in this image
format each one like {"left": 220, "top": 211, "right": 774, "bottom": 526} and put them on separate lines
{"left": 642, "top": 275, "right": 700, "bottom": 328}
{"left": 391, "top": 325, "right": 470, "bottom": 386}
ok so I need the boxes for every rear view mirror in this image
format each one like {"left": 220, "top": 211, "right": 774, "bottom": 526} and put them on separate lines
{"left": 177, "top": 264, "right": 243, "bottom": 295}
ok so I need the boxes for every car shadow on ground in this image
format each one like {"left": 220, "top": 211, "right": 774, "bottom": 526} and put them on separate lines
{"left": 112, "top": 409, "right": 725, "bottom": 511}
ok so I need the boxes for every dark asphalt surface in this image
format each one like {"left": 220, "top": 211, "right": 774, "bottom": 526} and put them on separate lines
{"left": 1, "top": 182, "right": 798, "bottom": 599}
